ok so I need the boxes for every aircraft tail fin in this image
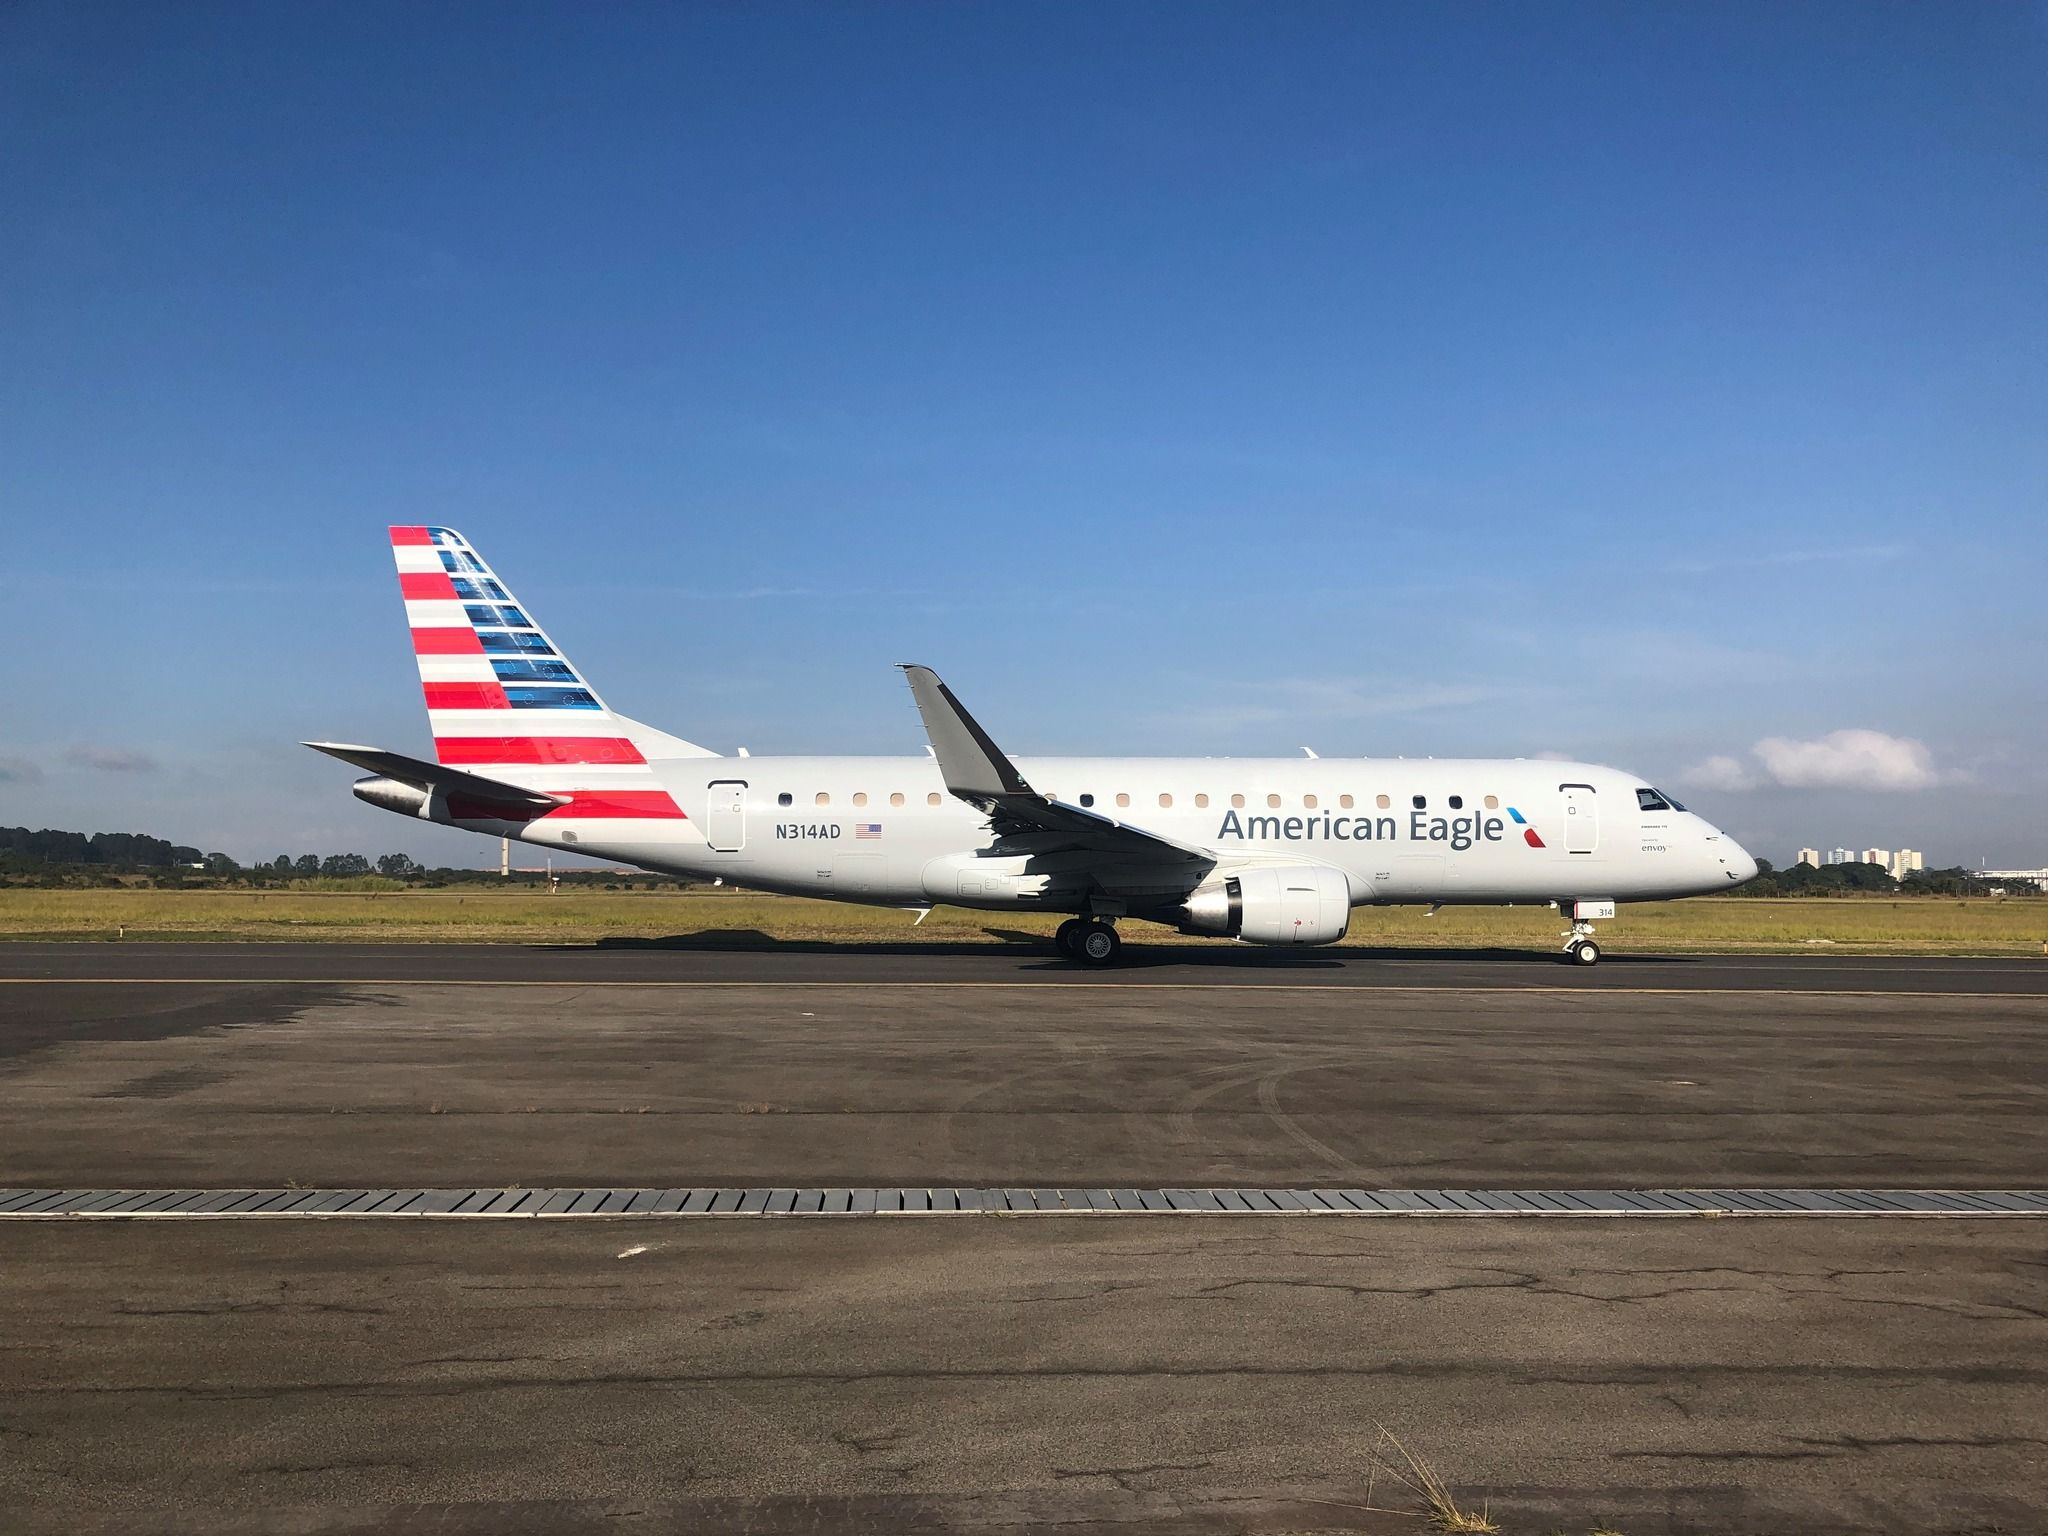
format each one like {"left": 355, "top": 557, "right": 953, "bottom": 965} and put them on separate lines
{"left": 387, "top": 526, "right": 720, "bottom": 786}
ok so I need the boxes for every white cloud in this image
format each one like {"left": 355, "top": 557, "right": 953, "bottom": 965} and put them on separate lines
{"left": 1682, "top": 730, "right": 1948, "bottom": 793}
{"left": 1683, "top": 753, "right": 1757, "bottom": 792}
{"left": 1752, "top": 729, "right": 1942, "bottom": 791}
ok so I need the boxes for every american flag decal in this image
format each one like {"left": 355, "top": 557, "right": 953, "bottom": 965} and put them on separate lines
{"left": 855, "top": 823, "right": 882, "bottom": 839}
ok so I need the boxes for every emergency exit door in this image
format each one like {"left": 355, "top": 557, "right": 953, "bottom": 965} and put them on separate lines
{"left": 1560, "top": 783, "right": 1597, "bottom": 854}
{"left": 705, "top": 781, "right": 747, "bottom": 852}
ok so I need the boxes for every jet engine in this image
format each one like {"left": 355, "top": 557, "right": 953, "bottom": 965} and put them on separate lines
{"left": 1178, "top": 865, "right": 1352, "bottom": 946}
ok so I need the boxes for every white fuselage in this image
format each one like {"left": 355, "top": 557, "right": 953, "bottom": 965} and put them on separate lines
{"left": 468, "top": 753, "right": 1755, "bottom": 917}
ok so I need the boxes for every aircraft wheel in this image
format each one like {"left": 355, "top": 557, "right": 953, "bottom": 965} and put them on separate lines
{"left": 1054, "top": 919, "right": 1084, "bottom": 958}
{"left": 1075, "top": 921, "right": 1121, "bottom": 966}
{"left": 1570, "top": 938, "right": 1601, "bottom": 966}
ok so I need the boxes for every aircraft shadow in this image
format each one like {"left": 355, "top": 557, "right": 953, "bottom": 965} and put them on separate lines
{"left": 543, "top": 930, "right": 1691, "bottom": 967}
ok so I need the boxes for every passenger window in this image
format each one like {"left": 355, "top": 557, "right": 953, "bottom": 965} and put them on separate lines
{"left": 777, "top": 793, "right": 792, "bottom": 807}
{"left": 1449, "top": 795, "right": 1463, "bottom": 810}
{"left": 1339, "top": 794, "right": 1353, "bottom": 809}
{"left": 852, "top": 792, "right": 867, "bottom": 807}
{"left": 1079, "top": 793, "right": 1094, "bottom": 807}
{"left": 1231, "top": 794, "right": 1245, "bottom": 808}
{"left": 890, "top": 792, "right": 904, "bottom": 807}
{"left": 927, "top": 792, "right": 941, "bottom": 806}
{"left": 815, "top": 792, "right": 830, "bottom": 806}
{"left": 1116, "top": 793, "right": 1131, "bottom": 808}
{"left": 1304, "top": 794, "right": 1318, "bottom": 809}
{"left": 1484, "top": 794, "right": 1499, "bottom": 810}
{"left": 1267, "top": 794, "right": 1281, "bottom": 808}
{"left": 1158, "top": 793, "right": 1172, "bottom": 808}
{"left": 1412, "top": 795, "right": 1426, "bottom": 809}
{"left": 1194, "top": 793, "right": 1209, "bottom": 808}
{"left": 1376, "top": 794, "right": 1391, "bottom": 810}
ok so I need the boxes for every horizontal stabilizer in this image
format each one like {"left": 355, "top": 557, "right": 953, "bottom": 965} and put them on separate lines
{"left": 302, "top": 742, "right": 565, "bottom": 811}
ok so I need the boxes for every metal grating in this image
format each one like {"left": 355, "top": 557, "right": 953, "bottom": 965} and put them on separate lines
{"left": 1, "top": 1187, "right": 2043, "bottom": 1219}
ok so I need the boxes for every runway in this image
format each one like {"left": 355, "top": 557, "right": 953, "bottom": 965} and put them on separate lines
{"left": 3, "top": 943, "right": 2044, "bottom": 1530}
{"left": 3, "top": 945, "right": 2043, "bottom": 1189}
{"left": 5, "top": 939, "right": 2048, "bottom": 991}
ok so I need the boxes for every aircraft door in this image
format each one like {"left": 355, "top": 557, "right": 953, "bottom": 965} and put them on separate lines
{"left": 1560, "top": 783, "right": 1597, "bottom": 854}
{"left": 705, "top": 780, "right": 747, "bottom": 852}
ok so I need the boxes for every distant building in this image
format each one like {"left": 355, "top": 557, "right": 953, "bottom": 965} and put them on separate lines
{"left": 1796, "top": 848, "right": 1821, "bottom": 869}
{"left": 1860, "top": 847, "right": 1891, "bottom": 869}
{"left": 1978, "top": 868, "right": 2048, "bottom": 891}
{"left": 1827, "top": 846, "right": 1855, "bottom": 866}
{"left": 1889, "top": 849, "right": 1924, "bottom": 879}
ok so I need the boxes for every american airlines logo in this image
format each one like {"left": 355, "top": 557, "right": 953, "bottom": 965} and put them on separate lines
{"left": 1216, "top": 807, "right": 1521, "bottom": 850}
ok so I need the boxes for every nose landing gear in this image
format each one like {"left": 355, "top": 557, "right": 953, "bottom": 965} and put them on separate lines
{"left": 1054, "top": 917, "right": 1122, "bottom": 966}
{"left": 1558, "top": 899, "right": 1615, "bottom": 965}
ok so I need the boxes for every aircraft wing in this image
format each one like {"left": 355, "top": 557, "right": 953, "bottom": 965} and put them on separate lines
{"left": 898, "top": 665, "right": 1214, "bottom": 865}
{"left": 302, "top": 741, "right": 566, "bottom": 813}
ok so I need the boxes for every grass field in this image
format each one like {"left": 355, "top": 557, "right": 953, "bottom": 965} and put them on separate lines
{"left": 2, "top": 887, "right": 2045, "bottom": 953}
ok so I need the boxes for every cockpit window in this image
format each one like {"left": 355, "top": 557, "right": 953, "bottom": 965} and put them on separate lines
{"left": 1662, "top": 789, "right": 1687, "bottom": 812}
{"left": 1636, "top": 788, "right": 1671, "bottom": 812}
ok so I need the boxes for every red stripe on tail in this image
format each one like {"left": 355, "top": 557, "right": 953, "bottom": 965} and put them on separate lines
{"left": 400, "top": 571, "right": 459, "bottom": 599}
{"left": 543, "top": 790, "right": 685, "bottom": 819}
{"left": 423, "top": 682, "right": 510, "bottom": 710}
{"left": 389, "top": 526, "right": 434, "bottom": 546}
{"left": 412, "top": 627, "right": 485, "bottom": 655}
{"left": 443, "top": 788, "right": 686, "bottom": 823}
{"left": 436, "top": 736, "right": 647, "bottom": 766}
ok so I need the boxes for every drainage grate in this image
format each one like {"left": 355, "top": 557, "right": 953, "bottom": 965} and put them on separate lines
{"left": 2, "top": 1187, "right": 2043, "bottom": 1219}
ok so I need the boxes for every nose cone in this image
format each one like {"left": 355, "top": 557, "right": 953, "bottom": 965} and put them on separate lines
{"left": 1724, "top": 838, "right": 1759, "bottom": 886}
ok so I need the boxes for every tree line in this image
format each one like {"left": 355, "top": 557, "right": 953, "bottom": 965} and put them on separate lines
{"left": 1728, "top": 859, "right": 2039, "bottom": 898}
{"left": 0, "top": 827, "right": 683, "bottom": 889}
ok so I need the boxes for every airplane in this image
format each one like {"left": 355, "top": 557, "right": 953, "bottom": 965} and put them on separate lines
{"left": 308, "top": 527, "right": 1759, "bottom": 966}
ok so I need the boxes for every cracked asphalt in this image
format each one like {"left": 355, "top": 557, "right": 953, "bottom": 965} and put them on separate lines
{"left": 3, "top": 1220, "right": 2042, "bottom": 1532}
{"left": 2, "top": 949, "right": 2045, "bottom": 1531}
{"left": 3, "top": 962, "right": 2045, "bottom": 1187}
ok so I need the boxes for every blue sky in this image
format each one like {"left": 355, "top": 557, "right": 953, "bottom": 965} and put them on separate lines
{"left": 2, "top": 2, "right": 2043, "bottom": 867}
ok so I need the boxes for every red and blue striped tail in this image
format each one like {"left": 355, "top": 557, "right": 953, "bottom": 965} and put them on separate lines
{"left": 388, "top": 526, "right": 688, "bottom": 823}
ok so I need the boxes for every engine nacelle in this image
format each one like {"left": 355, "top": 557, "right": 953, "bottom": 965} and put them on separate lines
{"left": 1179, "top": 865, "right": 1352, "bottom": 946}
{"left": 352, "top": 775, "right": 429, "bottom": 817}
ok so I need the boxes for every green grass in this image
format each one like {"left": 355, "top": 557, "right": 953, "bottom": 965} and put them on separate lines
{"left": 2, "top": 887, "right": 2044, "bottom": 952}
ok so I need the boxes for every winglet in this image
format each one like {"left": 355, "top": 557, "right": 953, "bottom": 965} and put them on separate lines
{"left": 898, "top": 665, "right": 1032, "bottom": 802}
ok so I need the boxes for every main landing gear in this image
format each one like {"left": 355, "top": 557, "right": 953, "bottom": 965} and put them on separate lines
{"left": 1054, "top": 918, "right": 1121, "bottom": 967}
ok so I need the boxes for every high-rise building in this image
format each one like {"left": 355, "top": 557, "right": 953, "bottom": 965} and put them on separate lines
{"left": 1796, "top": 848, "right": 1821, "bottom": 869}
{"left": 1890, "top": 849, "right": 1924, "bottom": 879}
{"left": 1827, "top": 846, "right": 1855, "bottom": 866}
{"left": 1860, "top": 847, "right": 1891, "bottom": 869}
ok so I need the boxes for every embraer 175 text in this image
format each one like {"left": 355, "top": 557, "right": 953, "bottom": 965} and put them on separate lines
{"left": 310, "top": 527, "right": 1759, "bottom": 965}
